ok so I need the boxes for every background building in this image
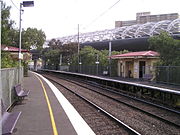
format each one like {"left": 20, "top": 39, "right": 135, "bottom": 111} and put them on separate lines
{"left": 115, "top": 12, "right": 179, "bottom": 27}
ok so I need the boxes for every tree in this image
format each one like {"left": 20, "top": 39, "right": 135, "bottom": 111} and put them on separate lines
{"left": 149, "top": 32, "right": 180, "bottom": 66}
{"left": 21, "top": 28, "right": 46, "bottom": 50}
{"left": 1, "top": 1, "right": 46, "bottom": 50}
{"left": 43, "top": 49, "right": 60, "bottom": 69}
{"left": 42, "top": 42, "right": 77, "bottom": 69}
{"left": 78, "top": 46, "right": 99, "bottom": 66}
{"left": 48, "top": 38, "right": 62, "bottom": 47}
{"left": 1, "top": 1, "right": 46, "bottom": 71}
{"left": 71, "top": 46, "right": 128, "bottom": 67}
{"left": 1, "top": 1, "right": 16, "bottom": 46}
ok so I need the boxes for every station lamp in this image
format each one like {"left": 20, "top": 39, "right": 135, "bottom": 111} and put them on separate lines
{"left": 18, "top": 1, "right": 34, "bottom": 82}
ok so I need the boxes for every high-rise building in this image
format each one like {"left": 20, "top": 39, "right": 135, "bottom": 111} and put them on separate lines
{"left": 115, "top": 12, "right": 179, "bottom": 28}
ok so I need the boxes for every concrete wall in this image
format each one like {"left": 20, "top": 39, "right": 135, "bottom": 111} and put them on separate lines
{"left": 1, "top": 67, "right": 23, "bottom": 110}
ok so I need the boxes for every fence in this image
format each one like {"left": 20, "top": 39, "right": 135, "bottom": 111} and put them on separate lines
{"left": 44, "top": 65, "right": 180, "bottom": 85}
{"left": 155, "top": 66, "right": 180, "bottom": 85}
{"left": 60, "top": 65, "right": 118, "bottom": 76}
{"left": 44, "top": 65, "right": 118, "bottom": 76}
{"left": 142, "top": 66, "right": 180, "bottom": 85}
{"left": 1, "top": 67, "right": 24, "bottom": 110}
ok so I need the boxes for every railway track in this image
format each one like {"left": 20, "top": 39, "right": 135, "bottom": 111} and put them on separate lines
{"left": 40, "top": 72, "right": 180, "bottom": 135}
{"left": 43, "top": 74, "right": 141, "bottom": 135}
{"left": 58, "top": 74, "right": 180, "bottom": 127}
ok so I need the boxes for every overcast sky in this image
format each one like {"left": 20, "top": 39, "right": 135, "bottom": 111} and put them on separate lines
{"left": 6, "top": 0, "right": 180, "bottom": 40}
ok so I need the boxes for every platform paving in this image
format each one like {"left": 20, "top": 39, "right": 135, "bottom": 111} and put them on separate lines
{"left": 12, "top": 72, "right": 79, "bottom": 135}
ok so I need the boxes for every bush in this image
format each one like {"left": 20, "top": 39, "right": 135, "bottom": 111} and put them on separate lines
{"left": 1, "top": 51, "right": 19, "bottom": 68}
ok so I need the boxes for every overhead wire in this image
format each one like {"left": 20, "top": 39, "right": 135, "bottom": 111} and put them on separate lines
{"left": 10, "top": 0, "right": 19, "bottom": 10}
{"left": 83, "top": 0, "right": 121, "bottom": 30}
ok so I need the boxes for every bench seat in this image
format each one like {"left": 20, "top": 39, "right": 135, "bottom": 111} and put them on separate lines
{"left": 14, "top": 84, "right": 30, "bottom": 101}
{"left": 1, "top": 100, "right": 21, "bottom": 135}
{"left": 143, "top": 74, "right": 153, "bottom": 81}
{"left": 2, "top": 111, "right": 22, "bottom": 134}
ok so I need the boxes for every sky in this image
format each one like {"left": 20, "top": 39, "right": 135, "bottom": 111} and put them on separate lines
{"left": 5, "top": 0, "right": 180, "bottom": 40}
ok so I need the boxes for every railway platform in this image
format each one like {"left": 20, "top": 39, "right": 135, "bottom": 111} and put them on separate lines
{"left": 108, "top": 76, "right": 180, "bottom": 91}
{"left": 11, "top": 71, "right": 95, "bottom": 135}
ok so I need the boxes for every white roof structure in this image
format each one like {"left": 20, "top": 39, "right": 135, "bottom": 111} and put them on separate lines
{"left": 57, "top": 18, "right": 180, "bottom": 44}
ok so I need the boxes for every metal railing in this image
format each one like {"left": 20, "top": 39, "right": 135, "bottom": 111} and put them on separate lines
{"left": 142, "top": 66, "right": 180, "bottom": 85}
{"left": 44, "top": 65, "right": 180, "bottom": 85}
{"left": 45, "top": 65, "right": 118, "bottom": 77}
{"left": 155, "top": 66, "right": 180, "bottom": 85}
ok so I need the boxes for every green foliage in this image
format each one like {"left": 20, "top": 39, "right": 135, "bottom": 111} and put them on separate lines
{"left": 1, "top": 1, "right": 46, "bottom": 49}
{"left": 22, "top": 28, "right": 46, "bottom": 50}
{"left": 1, "top": 1, "right": 16, "bottom": 45}
{"left": 79, "top": 46, "right": 99, "bottom": 65}
{"left": 43, "top": 49, "right": 60, "bottom": 69}
{"left": 149, "top": 32, "right": 180, "bottom": 66}
{"left": 42, "top": 42, "right": 129, "bottom": 69}
{"left": 71, "top": 46, "right": 128, "bottom": 66}
{"left": 44, "top": 49, "right": 60, "bottom": 63}
{"left": 1, "top": 1, "right": 46, "bottom": 69}
{"left": 1, "top": 51, "right": 18, "bottom": 68}
{"left": 42, "top": 42, "right": 78, "bottom": 68}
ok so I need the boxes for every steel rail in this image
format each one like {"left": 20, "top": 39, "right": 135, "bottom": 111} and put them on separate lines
{"left": 43, "top": 74, "right": 141, "bottom": 135}
{"left": 50, "top": 74, "right": 180, "bottom": 128}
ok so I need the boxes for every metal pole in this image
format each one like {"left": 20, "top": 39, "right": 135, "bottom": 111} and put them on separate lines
{"left": 0, "top": 1, "right": 2, "bottom": 112}
{"left": 77, "top": 24, "right": 80, "bottom": 56}
{"left": 0, "top": 0, "right": 1, "bottom": 70}
{"left": 77, "top": 24, "right": 80, "bottom": 72}
{"left": 79, "top": 56, "right": 82, "bottom": 73}
{"left": 0, "top": 0, "right": 1, "bottom": 69}
{"left": 59, "top": 54, "right": 62, "bottom": 70}
{"left": 18, "top": 3, "right": 23, "bottom": 83}
{"left": 96, "top": 53, "right": 99, "bottom": 75}
{"left": 109, "top": 41, "right": 112, "bottom": 76}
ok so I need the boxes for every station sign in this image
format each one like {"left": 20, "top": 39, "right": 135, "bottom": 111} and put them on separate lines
{"left": 19, "top": 53, "right": 23, "bottom": 60}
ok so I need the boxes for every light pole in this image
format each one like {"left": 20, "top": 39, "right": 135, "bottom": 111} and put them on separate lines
{"left": 18, "top": 1, "right": 34, "bottom": 83}
{"left": 79, "top": 56, "right": 82, "bottom": 73}
{"left": 77, "top": 24, "right": 80, "bottom": 72}
{"left": 95, "top": 53, "right": 99, "bottom": 75}
{"left": 0, "top": 0, "right": 2, "bottom": 103}
{"left": 108, "top": 41, "right": 112, "bottom": 76}
{"left": 59, "top": 54, "right": 62, "bottom": 70}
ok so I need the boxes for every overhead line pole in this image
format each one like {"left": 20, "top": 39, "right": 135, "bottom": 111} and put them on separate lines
{"left": 78, "top": 24, "right": 80, "bottom": 56}
{"left": 77, "top": 24, "right": 80, "bottom": 72}
{"left": 18, "top": 3, "right": 23, "bottom": 83}
{"left": 0, "top": 0, "right": 2, "bottom": 106}
{"left": 109, "top": 41, "right": 112, "bottom": 77}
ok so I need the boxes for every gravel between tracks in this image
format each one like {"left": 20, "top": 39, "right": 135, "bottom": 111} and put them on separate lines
{"left": 52, "top": 81, "right": 131, "bottom": 135}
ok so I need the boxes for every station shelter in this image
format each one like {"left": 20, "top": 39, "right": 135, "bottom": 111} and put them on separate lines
{"left": 1, "top": 45, "right": 31, "bottom": 61}
{"left": 111, "top": 51, "right": 159, "bottom": 79}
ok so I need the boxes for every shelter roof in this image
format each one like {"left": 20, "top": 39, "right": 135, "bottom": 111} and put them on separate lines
{"left": 1, "top": 45, "right": 29, "bottom": 52}
{"left": 111, "top": 51, "right": 159, "bottom": 59}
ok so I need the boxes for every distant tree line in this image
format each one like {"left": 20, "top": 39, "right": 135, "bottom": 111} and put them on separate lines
{"left": 43, "top": 38, "right": 128, "bottom": 69}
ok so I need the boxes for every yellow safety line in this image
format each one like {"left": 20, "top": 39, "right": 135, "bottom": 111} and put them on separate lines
{"left": 35, "top": 75, "right": 58, "bottom": 135}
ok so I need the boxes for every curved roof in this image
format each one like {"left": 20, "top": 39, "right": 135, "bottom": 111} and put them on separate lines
{"left": 57, "top": 18, "right": 180, "bottom": 44}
